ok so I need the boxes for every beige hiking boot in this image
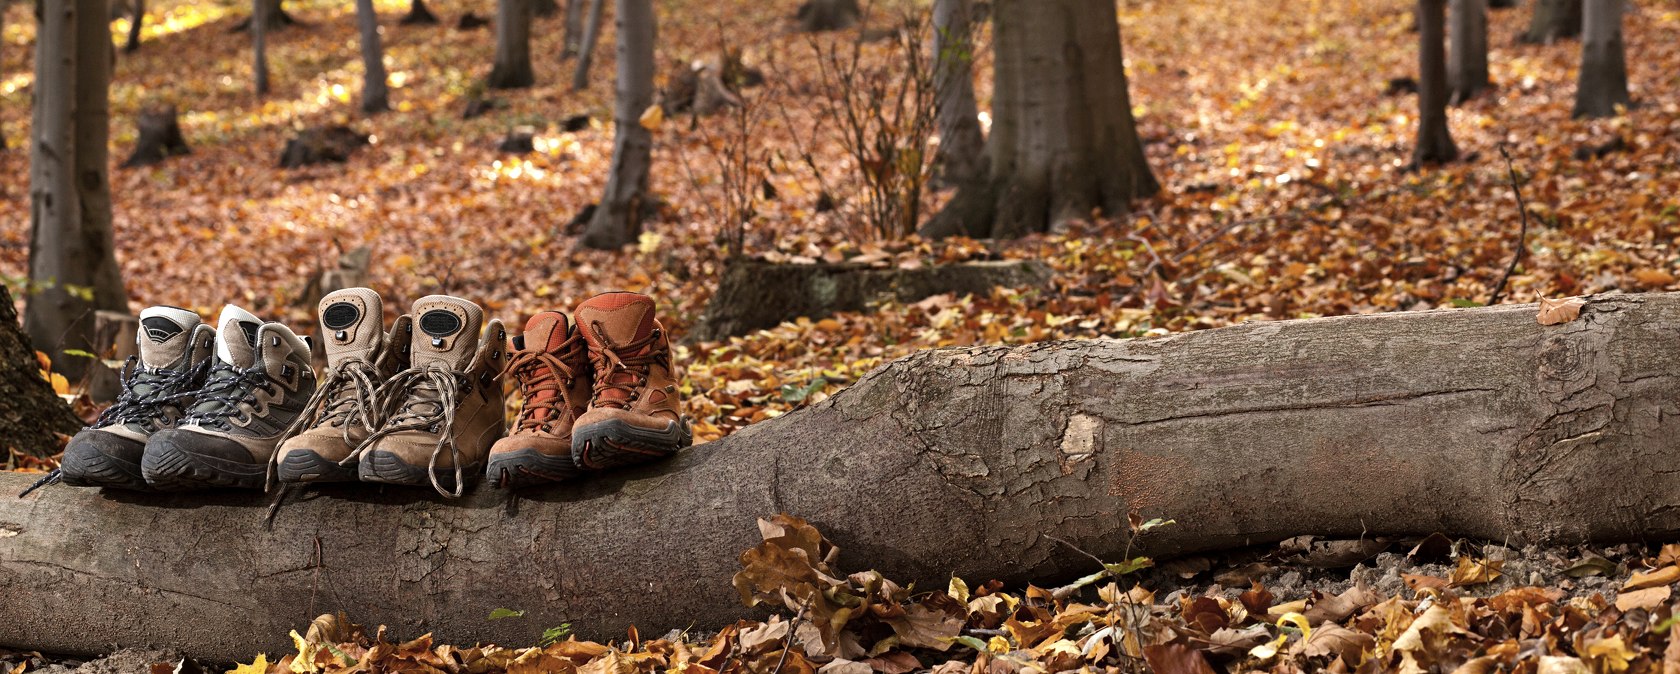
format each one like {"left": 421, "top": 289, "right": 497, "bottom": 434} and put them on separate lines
{"left": 356, "top": 295, "right": 506, "bottom": 497}
{"left": 569, "top": 292, "right": 692, "bottom": 470}
{"left": 486, "top": 311, "right": 593, "bottom": 488}
{"left": 273, "top": 288, "right": 412, "bottom": 485}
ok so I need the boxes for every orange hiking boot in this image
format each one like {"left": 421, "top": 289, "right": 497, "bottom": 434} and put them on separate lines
{"left": 570, "top": 292, "right": 691, "bottom": 470}
{"left": 486, "top": 311, "right": 593, "bottom": 488}
{"left": 356, "top": 295, "right": 507, "bottom": 497}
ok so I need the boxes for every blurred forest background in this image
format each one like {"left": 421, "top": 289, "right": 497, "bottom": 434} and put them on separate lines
{"left": 0, "top": 0, "right": 1675, "bottom": 446}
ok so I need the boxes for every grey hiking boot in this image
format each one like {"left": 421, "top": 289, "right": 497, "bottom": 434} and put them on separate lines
{"left": 355, "top": 295, "right": 506, "bottom": 497}
{"left": 273, "top": 288, "right": 412, "bottom": 485}
{"left": 59, "top": 306, "right": 216, "bottom": 490}
{"left": 142, "top": 305, "right": 317, "bottom": 491}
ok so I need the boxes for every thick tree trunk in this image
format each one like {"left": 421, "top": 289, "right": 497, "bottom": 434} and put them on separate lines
{"left": 252, "top": 0, "right": 269, "bottom": 95}
{"left": 0, "top": 3, "right": 6, "bottom": 152}
{"left": 795, "top": 0, "right": 859, "bottom": 32}
{"left": 1413, "top": 0, "right": 1458, "bottom": 166}
{"left": 1522, "top": 0, "right": 1581, "bottom": 43}
{"left": 561, "top": 0, "right": 586, "bottom": 59}
{"left": 0, "top": 285, "right": 84, "bottom": 459}
{"left": 570, "top": 0, "right": 606, "bottom": 90}
{"left": 231, "top": 0, "right": 294, "bottom": 32}
{"left": 580, "top": 0, "right": 653, "bottom": 249}
{"left": 123, "top": 0, "right": 143, "bottom": 52}
{"left": 356, "top": 0, "right": 389, "bottom": 113}
{"left": 1572, "top": 0, "right": 1629, "bottom": 118}
{"left": 487, "top": 0, "right": 535, "bottom": 89}
{"left": 1448, "top": 0, "right": 1488, "bottom": 104}
{"left": 9, "top": 293, "right": 1680, "bottom": 659}
{"left": 399, "top": 0, "right": 439, "bottom": 26}
{"left": 27, "top": 0, "right": 128, "bottom": 382}
{"left": 931, "top": 0, "right": 986, "bottom": 187}
{"left": 922, "top": 0, "right": 1157, "bottom": 240}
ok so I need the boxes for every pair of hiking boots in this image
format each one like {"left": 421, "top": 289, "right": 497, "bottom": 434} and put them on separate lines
{"left": 59, "top": 305, "right": 317, "bottom": 491}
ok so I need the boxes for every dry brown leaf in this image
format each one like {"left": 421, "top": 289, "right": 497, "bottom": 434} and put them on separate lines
{"left": 1622, "top": 565, "right": 1680, "bottom": 591}
{"left": 1449, "top": 556, "right": 1504, "bottom": 587}
{"left": 1614, "top": 585, "right": 1671, "bottom": 611}
{"left": 1536, "top": 295, "right": 1587, "bottom": 326}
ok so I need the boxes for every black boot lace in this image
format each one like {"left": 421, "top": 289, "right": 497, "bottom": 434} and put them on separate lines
{"left": 92, "top": 356, "right": 210, "bottom": 432}
{"left": 184, "top": 360, "right": 278, "bottom": 429}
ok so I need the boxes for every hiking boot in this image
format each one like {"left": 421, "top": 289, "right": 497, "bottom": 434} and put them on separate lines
{"left": 141, "top": 305, "right": 317, "bottom": 491}
{"left": 273, "top": 288, "right": 412, "bottom": 485}
{"left": 59, "top": 306, "right": 216, "bottom": 490}
{"left": 486, "top": 311, "right": 592, "bottom": 488}
{"left": 356, "top": 295, "right": 506, "bottom": 497}
{"left": 570, "top": 292, "right": 692, "bottom": 470}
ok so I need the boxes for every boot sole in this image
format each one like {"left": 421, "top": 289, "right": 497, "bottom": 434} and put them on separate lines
{"left": 486, "top": 449, "right": 583, "bottom": 489}
{"left": 276, "top": 451, "right": 360, "bottom": 484}
{"left": 141, "top": 440, "right": 267, "bottom": 491}
{"left": 59, "top": 446, "right": 151, "bottom": 491}
{"left": 359, "top": 450, "right": 480, "bottom": 492}
{"left": 571, "top": 418, "right": 692, "bottom": 471}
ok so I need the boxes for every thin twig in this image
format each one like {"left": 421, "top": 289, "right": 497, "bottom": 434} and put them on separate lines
{"left": 1488, "top": 143, "right": 1530, "bottom": 305}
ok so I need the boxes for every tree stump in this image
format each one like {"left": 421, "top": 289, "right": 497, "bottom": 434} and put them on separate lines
{"left": 0, "top": 285, "right": 85, "bottom": 459}
{"left": 121, "top": 104, "right": 190, "bottom": 168}
{"left": 693, "top": 258, "right": 1053, "bottom": 341}
{"left": 795, "top": 0, "right": 860, "bottom": 32}
{"left": 278, "top": 126, "right": 369, "bottom": 168}
{"left": 497, "top": 125, "right": 537, "bottom": 153}
{"left": 400, "top": 0, "right": 439, "bottom": 25}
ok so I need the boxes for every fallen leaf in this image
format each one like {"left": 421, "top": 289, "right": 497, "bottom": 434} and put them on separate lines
{"left": 1622, "top": 565, "right": 1680, "bottom": 591}
{"left": 1614, "top": 585, "right": 1671, "bottom": 611}
{"left": 1449, "top": 556, "right": 1504, "bottom": 587}
{"left": 1536, "top": 295, "right": 1587, "bottom": 326}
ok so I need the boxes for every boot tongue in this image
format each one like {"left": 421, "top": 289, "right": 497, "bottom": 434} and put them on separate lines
{"left": 575, "top": 292, "right": 657, "bottom": 407}
{"left": 137, "top": 306, "right": 202, "bottom": 369}
{"left": 214, "top": 304, "right": 263, "bottom": 368}
{"left": 409, "top": 295, "right": 484, "bottom": 371}
{"left": 319, "top": 288, "right": 384, "bottom": 365}
{"left": 522, "top": 311, "right": 571, "bottom": 353}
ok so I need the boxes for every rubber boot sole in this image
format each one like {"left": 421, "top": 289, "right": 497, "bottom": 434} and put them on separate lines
{"left": 486, "top": 448, "right": 583, "bottom": 489}
{"left": 276, "top": 450, "right": 359, "bottom": 484}
{"left": 358, "top": 450, "right": 479, "bottom": 493}
{"left": 141, "top": 439, "right": 267, "bottom": 491}
{"left": 59, "top": 443, "right": 150, "bottom": 491}
{"left": 571, "top": 418, "right": 691, "bottom": 471}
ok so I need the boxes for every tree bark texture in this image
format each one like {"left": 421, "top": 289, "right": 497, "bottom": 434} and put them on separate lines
{"left": 356, "top": 0, "right": 390, "bottom": 113}
{"left": 1413, "top": 0, "right": 1458, "bottom": 165}
{"left": 1448, "top": 0, "right": 1488, "bottom": 104}
{"left": 27, "top": 0, "right": 128, "bottom": 382}
{"left": 931, "top": 0, "right": 986, "bottom": 187}
{"left": 252, "top": 0, "right": 270, "bottom": 95}
{"left": 8, "top": 293, "right": 1680, "bottom": 659}
{"left": 571, "top": 0, "right": 606, "bottom": 90}
{"left": 1572, "top": 0, "right": 1629, "bottom": 119}
{"left": 921, "top": 0, "right": 1157, "bottom": 240}
{"left": 123, "top": 0, "right": 143, "bottom": 52}
{"left": 561, "top": 0, "right": 586, "bottom": 59}
{"left": 1522, "top": 0, "right": 1581, "bottom": 43}
{"left": 487, "top": 0, "right": 535, "bottom": 89}
{"left": 0, "top": 284, "right": 84, "bottom": 458}
{"left": 580, "top": 0, "right": 653, "bottom": 249}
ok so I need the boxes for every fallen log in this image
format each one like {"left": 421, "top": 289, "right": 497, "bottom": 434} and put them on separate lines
{"left": 5, "top": 293, "right": 1680, "bottom": 659}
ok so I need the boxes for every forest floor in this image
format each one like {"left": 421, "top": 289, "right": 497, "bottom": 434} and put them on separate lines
{"left": 3, "top": 0, "right": 1680, "bottom": 670}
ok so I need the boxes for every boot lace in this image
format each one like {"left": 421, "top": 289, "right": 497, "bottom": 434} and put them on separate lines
{"left": 586, "top": 322, "right": 666, "bottom": 408}
{"left": 506, "top": 335, "right": 586, "bottom": 432}
{"left": 185, "top": 360, "right": 278, "bottom": 429}
{"left": 347, "top": 364, "right": 469, "bottom": 498}
{"left": 93, "top": 356, "right": 209, "bottom": 432}
{"left": 266, "top": 358, "right": 382, "bottom": 491}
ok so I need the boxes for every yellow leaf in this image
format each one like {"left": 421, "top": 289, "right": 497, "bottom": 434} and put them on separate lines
{"left": 1448, "top": 556, "right": 1503, "bottom": 587}
{"left": 639, "top": 105, "right": 665, "bottom": 131}
{"left": 638, "top": 231, "right": 663, "bottom": 254}
{"left": 1622, "top": 565, "right": 1680, "bottom": 591}
{"left": 49, "top": 372, "right": 70, "bottom": 395}
{"left": 948, "top": 576, "right": 969, "bottom": 603}
{"left": 986, "top": 636, "right": 1010, "bottom": 654}
{"left": 228, "top": 654, "right": 269, "bottom": 674}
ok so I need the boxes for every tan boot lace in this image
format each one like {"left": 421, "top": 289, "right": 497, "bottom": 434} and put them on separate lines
{"left": 586, "top": 322, "right": 667, "bottom": 408}
{"left": 265, "top": 358, "right": 381, "bottom": 491}
{"left": 505, "top": 333, "right": 586, "bottom": 432}
{"left": 346, "top": 364, "right": 470, "bottom": 498}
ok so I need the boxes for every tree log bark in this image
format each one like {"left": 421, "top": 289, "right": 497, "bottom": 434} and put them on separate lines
{"left": 9, "top": 293, "right": 1680, "bottom": 659}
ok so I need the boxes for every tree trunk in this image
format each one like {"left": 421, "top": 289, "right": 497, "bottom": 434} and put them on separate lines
{"left": 795, "top": 0, "right": 859, "bottom": 32}
{"left": 252, "top": 0, "right": 269, "bottom": 95}
{"left": 122, "top": 0, "right": 143, "bottom": 52}
{"left": 1447, "top": 0, "right": 1488, "bottom": 104}
{"left": 399, "top": 0, "right": 439, "bottom": 26}
{"left": 27, "top": 0, "right": 128, "bottom": 383}
{"left": 921, "top": 0, "right": 1157, "bottom": 240}
{"left": 487, "top": 0, "right": 535, "bottom": 89}
{"left": 8, "top": 293, "right": 1680, "bottom": 659}
{"left": 931, "top": 0, "right": 986, "bottom": 187}
{"left": 561, "top": 0, "right": 586, "bottom": 59}
{"left": 580, "top": 0, "right": 653, "bottom": 249}
{"left": 356, "top": 0, "right": 389, "bottom": 113}
{"left": 0, "top": 3, "right": 6, "bottom": 152}
{"left": 121, "top": 104, "right": 191, "bottom": 167}
{"left": 1522, "top": 0, "right": 1581, "bottom": 43}
{"left": 1572, "top": 0, "right": 1629, "bottom": 118}
{"left": 231, "top": 0, "right": 295, "bottom": 32}
{"left": 570, "top": 0, "right": 607, "bottom": 90}
{"left": 532, "top": 0, "right": 557, "bottom": 18}
{"left": 0, "top": 285, "right": 84, "bottom": 459}
{"left": 1413, "top": 0, "right": 1458, "bottom": 166}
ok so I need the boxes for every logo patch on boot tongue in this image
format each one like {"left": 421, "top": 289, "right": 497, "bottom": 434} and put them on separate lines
{"left": 419, "top": 310, "right": 463, "bottom": 346}
{"left": 322, "top": 302, "right": 360, "bottom": 331}
{"left": 141, "top": 317, "right": 185, "bottom": 343}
